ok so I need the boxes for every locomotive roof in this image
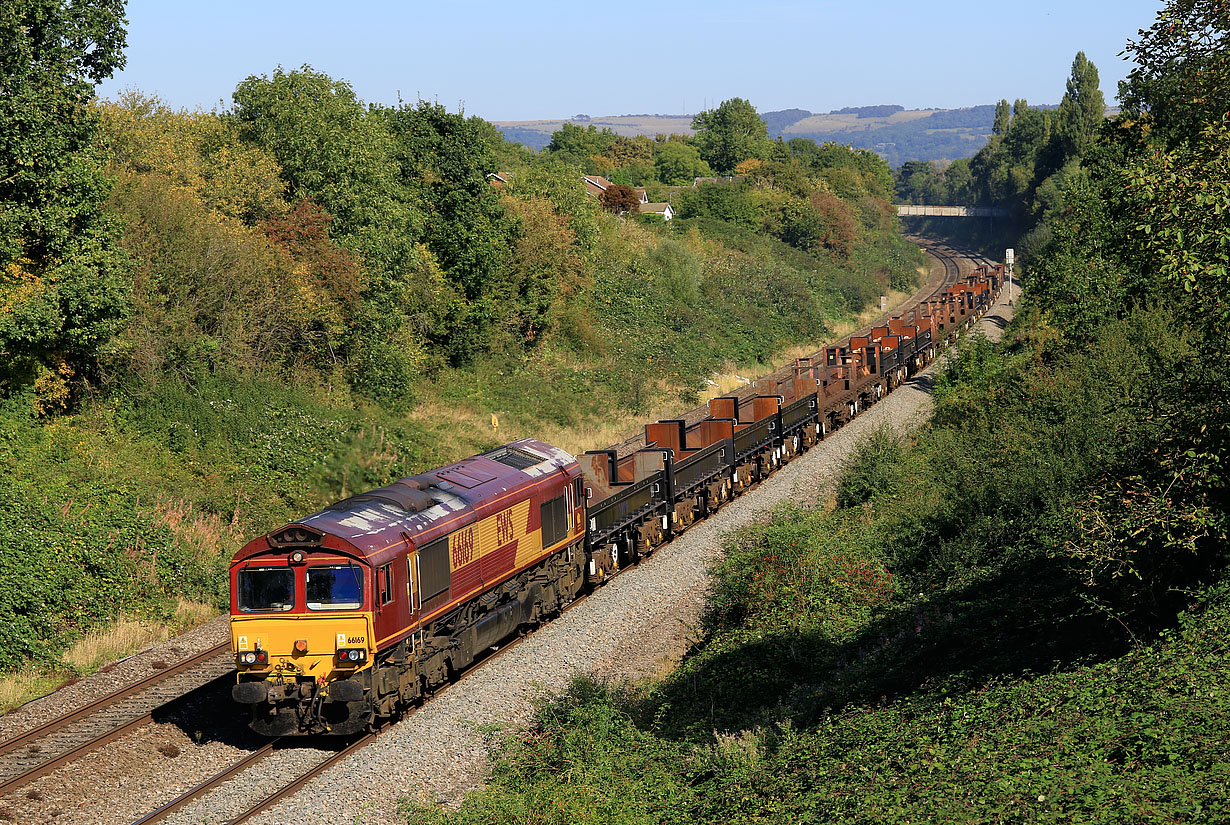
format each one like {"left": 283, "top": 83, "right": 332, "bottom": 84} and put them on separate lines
{"left": 236, "top": 438, "right": 575, "bottom": 563}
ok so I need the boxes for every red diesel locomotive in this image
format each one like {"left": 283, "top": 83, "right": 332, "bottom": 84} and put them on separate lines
{"left": 230, "top": 438, "right": 585, "bottom": 735}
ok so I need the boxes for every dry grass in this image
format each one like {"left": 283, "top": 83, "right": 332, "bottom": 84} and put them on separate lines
{"left": 407, "top": 282, "right": 923, "bottom": 459}
{"left": 62, "top": 599, "right": 219, "bottom": 672}
{"left": 170, "top": 598, "right": 218, "bottom": 629}
{"left": 0, "top": 598, "right": 223, "bottom": 711}
{"left": 152, "top": 499, "right": 241, "bottom": 558}
{"left": 62, "top": 618, "right": 172, "bottom": 671}
{"left": 0, "top": 669, "right": 69, "bottom": 714}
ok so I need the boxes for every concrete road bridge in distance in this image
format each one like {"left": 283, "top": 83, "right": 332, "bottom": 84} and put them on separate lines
{"left": 896, "top": 204, "right": 1011, "bottom": 218}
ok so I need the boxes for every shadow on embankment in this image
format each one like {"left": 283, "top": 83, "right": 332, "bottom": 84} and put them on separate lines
{"left": 647, "top": 552, "right": 1135, "bottom": 740}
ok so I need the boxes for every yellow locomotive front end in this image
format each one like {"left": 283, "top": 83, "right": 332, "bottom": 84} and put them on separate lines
{"left": 230, "top": 544, "right": 377, "bottom": 736}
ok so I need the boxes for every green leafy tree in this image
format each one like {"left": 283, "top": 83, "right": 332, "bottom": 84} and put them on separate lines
{"left": 545, "top": 122, "right": 617, "bottom": 171}
{"left": 99, "top": 92, "right": 289, "bottom": 223}
{"left": 505, "top": 165, "right": 601, "bottom": 256}
{"left": 231, "top": 66, "right": 417, "bottom": 241}
{"left": 653, "top": 141, "right": 712, "bottom": 184}
{"left": 1056, "top": 52, "right": 1105, "bottom": 158}
{"left": 676, "top": 182, "right": 760, "bottom": 228}
{"left": 231, "top": 66, "right": 433, "bottom": 397}
{"left": 992, "top": 99, "right": 1011, "bottom": 135}
{"left": 379, "top": 101, "right": 514, "bottom": 302}
{"left": 0, "top": 0, "right": 132, "bottom": 406}
{"left": 691, "top": 98, "right": 774, "bottom": 174}
{"left": 1120, "top": 0, "right": 1230, "bottom": 149}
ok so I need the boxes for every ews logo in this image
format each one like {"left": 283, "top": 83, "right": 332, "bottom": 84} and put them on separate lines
{"left": 496, "top": 510, "right": 516, "bottom": 546}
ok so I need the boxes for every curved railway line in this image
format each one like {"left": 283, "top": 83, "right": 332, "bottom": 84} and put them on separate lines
{"left": 0, "top": 237, "right": 995, "bottom": 824}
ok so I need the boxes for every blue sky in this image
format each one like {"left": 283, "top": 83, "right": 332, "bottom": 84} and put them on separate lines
{"left": 97, "top": 1, "right": 1166, "bottom": 121}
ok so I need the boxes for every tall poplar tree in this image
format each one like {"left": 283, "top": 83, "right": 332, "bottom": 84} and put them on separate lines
{"left": 1056, "top": 51, "right": 1105, "bottom": 157}
{"left": 991, "top": 99, "right": 1011, "bottom": 135}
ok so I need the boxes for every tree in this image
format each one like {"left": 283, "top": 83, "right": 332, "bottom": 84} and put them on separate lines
{"left": 653, "top": 141, "right": 712, "bottom": 185}
{"left": 1120, "top": 0, "right": 1230, "bottom": 149}
{"left": 691, "top": 98, "right": 774, "bottom": 174}
{"left": 1056, "top": 52, "right": 1105, "bottom": 157}
{"left": 992, "top": 99, "right": 1011, "bottom": 135}
{"left": 0, "top": 0, "right": 132, "bottom": 406}
{"left": 231, "top": 66, "right": 415, "bottom": 240}
{"left": 99, "top": 92, "right": 289, "bottom": 223}
{"left": 545, "top": 122, "right": 616, "bottom": 171}
{"left": 379, "top": 100, "right": 515, "bottom": 299}
{"left": 231, "top": 66, "right": 435, "bottom": 396}
{"left": 600, "top": 184, "right": 641, "bottom": 214}
{"left": 676, "top": 182, "right": 760, "bottom": 229}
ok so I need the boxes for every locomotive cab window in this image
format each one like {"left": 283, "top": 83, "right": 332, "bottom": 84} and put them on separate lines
{"left": 237, "top": 567, "right": 295, "bottom": 613}
{"left": 305, "top": 565, "right": 363, "bottom": 611}
{"left": 378, "top": 563, "right": 394, "bottom": 606}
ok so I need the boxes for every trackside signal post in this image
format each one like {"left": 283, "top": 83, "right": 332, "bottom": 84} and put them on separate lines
{"left": 1005, "top": 248, "right": 1015, "bottom": 305}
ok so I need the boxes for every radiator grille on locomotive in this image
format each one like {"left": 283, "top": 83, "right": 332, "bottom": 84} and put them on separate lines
{"left": 484, "top": 446, "right": 544, "bottom": 470}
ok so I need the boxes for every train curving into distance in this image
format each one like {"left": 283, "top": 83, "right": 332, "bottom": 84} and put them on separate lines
{"left": 229, "top": 264, "right": 1004, "bottom": 736}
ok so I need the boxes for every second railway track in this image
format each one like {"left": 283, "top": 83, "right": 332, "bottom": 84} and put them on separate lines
{"left": 0, "top": 642, "right": 234, "bottom": 797}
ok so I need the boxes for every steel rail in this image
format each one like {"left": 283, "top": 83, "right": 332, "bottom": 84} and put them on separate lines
{"left": 0, "top": 642, "right": 231, "bottom": 757}
{"left": 33, "top": 236, "right": 990, "bottom": 821}
{"left": 129, "top": 741, "right": 279, "bottom": 825}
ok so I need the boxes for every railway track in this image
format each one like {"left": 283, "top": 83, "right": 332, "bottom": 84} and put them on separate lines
{"left": 0, "top": 642, "right": 234, "bottom": 797}
{"left": 124, "top": 238, "right": 996, "bottom": 825}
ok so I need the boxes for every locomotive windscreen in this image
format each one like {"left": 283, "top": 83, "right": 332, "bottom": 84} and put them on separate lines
{"left": 237, "top": 567, "right": 295, "bottom": 612}
{"left": 305, "top": 565, "right": 364, "bottom": 610}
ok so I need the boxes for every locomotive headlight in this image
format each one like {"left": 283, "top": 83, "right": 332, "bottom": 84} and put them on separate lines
{"left": 239, "top": 652, "right": 257, "bottom": 665}
{"left": 336, "top": 648, "right": 367, "bottom": 664}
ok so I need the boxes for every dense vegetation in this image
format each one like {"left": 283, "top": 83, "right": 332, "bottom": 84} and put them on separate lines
{"left": 408, "top": 3, "right": 1230, "bottom": 821}
{"left": 895, "top": 52, "right": 1103, "bottom": 253}
{"left": 0, "top": 3, "right": 921, "bottom": 679}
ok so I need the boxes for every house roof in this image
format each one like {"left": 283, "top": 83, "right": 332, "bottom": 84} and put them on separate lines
{"left": 639, "top": 202, "right": 674, "bottom": 214}
{"left": 583, "top": 175, "right": 613, "bottom": 197}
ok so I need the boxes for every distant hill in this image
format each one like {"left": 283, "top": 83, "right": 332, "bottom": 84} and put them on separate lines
{"left": 490, "top": 105, "right": 1016, "bottom": 166}
{"left": 771, "top": 105, "right": 999, "bottom": 166}
{"left": 490, "top": 114, "right": 696, "bottom": 151}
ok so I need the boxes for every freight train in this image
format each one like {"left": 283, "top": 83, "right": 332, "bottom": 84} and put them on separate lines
{"left": 229, "top": 263, "right": 1003, "bottom": 736}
